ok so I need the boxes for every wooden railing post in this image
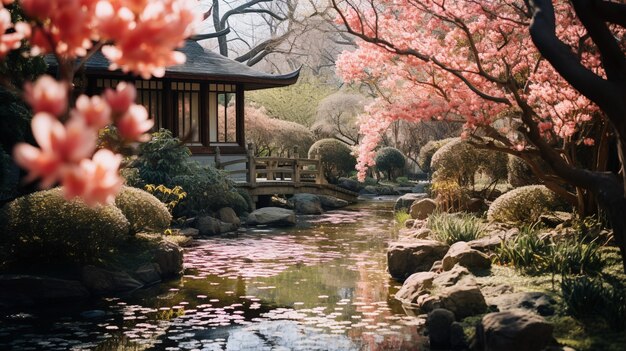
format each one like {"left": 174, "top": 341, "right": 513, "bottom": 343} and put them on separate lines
{"left": 247, "top": 143, "right": 256, "bottom": 185}
{"left": 314, "top": 151, "right": 323, "bottom": 184}
{"left": 292, "top": 146, "right": 299, "bottom": 159}
{"left": 215, "top": 146, "right": 222, "bottom": 169}
{"left": 293, "top": 158, "right": 300, "bottom": 183}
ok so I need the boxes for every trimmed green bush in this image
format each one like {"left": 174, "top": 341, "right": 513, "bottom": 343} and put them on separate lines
{"left": 0, "top": 188, "right": 130, "bottom": 263}
{"left": 427, "top": 212, "right": 485, "bottom": 244}
{"left": 507, "top": 155, "right": 541, "bottom": 187}
{"left": 417, "top": 138, "right": 455, "bottom": 174}
{"left": 115, "top": 186, "right": 172, "bottom": 233}
{"left": 308, "top": 138, "right": 356, "bottom": 183}
{"left": 487, "top": 185, "right": 563, "bottom": 224}
{"left": 375, "top": 147, "right": 405, "bottom": 180}
{"left": 431, "top": 138, "right": 508, "bottom": 188}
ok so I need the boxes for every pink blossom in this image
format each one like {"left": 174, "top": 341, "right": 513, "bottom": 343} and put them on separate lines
{"left": 24, "top": 75, "right": 68, "bottom": 117}
{"left": 104, "top": 81, "right": 136, "bottom": 114}
{"left": 0, "top": 8, "right": 29, "bottom": 57}
{"left": 583, "top": 138, "right": 595, "bottom": 146}
{"left": 20, "top": 0, "right": 54, "bottom": 20}
{"left": 63, "top": 149, "right": 123, "bottom": 206}
{"left": 12, "top": 113, "right": 97, "bottom": 188}
{"left": 116, "top": 104, "right": 154, "bottom": 141}
{"left": 72, "top": 95, "right": 112, "bottom": 129}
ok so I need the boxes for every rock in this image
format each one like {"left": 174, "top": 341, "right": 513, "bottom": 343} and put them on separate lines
{"left": 247, "top": 207, "right": 296, "bottom": 226}
{"left": 487, "top": 292, "right": 556, "bottom": 316}
{"left": 472, "top": 311, "right": 554, "bottom": 351}
{"left": 394, "top": 193, "right": 428, "bottom": 212}
{"left": 413, "top": 219, "right": 427, "bottom": 229}
{"left": 430, "top": 260, "right": 443, "bottom": 272}
{"left": 179, "top": 227, "right": 199, "bottom": 237}
{"left": 134, "top": 263, "right": 161, "bottom": 285}
{"left": 426, "top": 308, "right": 455, "bottom": 350}
{"left": 82, "top": 266, "right": 143, "bottom": 294}
{"left": 539, "top": 211, "right": 573, "bottom": 228}
{"left": 465, "top": 197, "right": 487, "bottom": 213}
{"left": 153, "top": 240, "right": 184, "bottom": 278}
{"left": 442, "top": 241, "right": 491, "bottom": 272}
{"left": 217, "top": 207, "right": 241, "bottom": 226}
{"left": 411, "top": 182, "right": 428, "bottom": 194}
{"left": 450, "top": 322, "right": 468, "bottom": 350}
{"left": 338, "top": 177, "right": 361, "bottom": 192}
{"left": 468, "top": 228, "right": 519, "bottom": 252}
{"left": 410, "top": 198, "right": 437, "bottom": 220}
{"left": 404, "top": 219, "right": 415, "bottom": 228}
{"left": 0, "top": 275, "right": 89, "bottom": 307}
{"left": 196, "top": 215, "right": 221, "bottom": 236}
{"left": 318, "top": 195, "right": 349, "bottom": 210}
{"left": 287, "top": 193, "right": 324, "bottom": 214}
{"left": 80, "top": 310, "right": 106, "bottom": 319}
{"left": 219, "top": 221, "right": 237, "bottom": 233}
{"left": 396, "top": 265, "right": 487, "bottom": 319}
{"left": 387, "top": 240, "right": 449, "bottom": 280}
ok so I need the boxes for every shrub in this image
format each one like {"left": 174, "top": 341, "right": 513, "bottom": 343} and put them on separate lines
{"left": 417, "top": 138, "right": 455, "bottom": 174}
{"left": 495, "top": 224, "right": 550, "bottom": 275}
{"left": 375, "top": 147, "right": 406, "bottom": 180}
{"left": 396, "top": 176, "right": 412, "bottom": 187}
{"left": 124, "top": 130, "right": 243, "bottom": 216}
{"left": 487, "top": 185, "right": 563, "bottom": 224}
{"left": 115, "top": 186, "right": 172, "bottom": 233}
{"left": 507, "top": 155, "right": 541, "bottom": 187}
{"left": 0, "top": 188, "right": 130, "bottom": 264}
{"left": 427, "top": 212, "right": 485, "bottom": 244}
{"left": 395, "top": 210, "right": 412, "bottom": 229}
{"left": 308, "top": 138, "right": 356, "bottom": 183}
{"left": 144, "top": 184, "right": 187, "bottom": 214}
{"left": 431, "top": 138, "right": 508, "bottom": 188}
{"left": 561, "top": 276, "right": 625, "bottom": 331}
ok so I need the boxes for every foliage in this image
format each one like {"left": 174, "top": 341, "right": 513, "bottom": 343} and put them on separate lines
{"left": 427, "top": 212, "right": 485, "bottom": 244}
{"left": 417, "top": 138, "right": 455, "bottom": 175}
{"left": 247, "top": 75, "right": 336, "bottom": 127}
{"left": 507, "top": 155, "right": 541, "bottom": 187}
{"left": 496, "top": 227, "right": 605, "bottom": 276}
{"left": 431, "top": 138, "right": 508, "bottom": 189}
{"left": 487, "top": 185, "right": 563, "bottom": 224}
{"left": 313, "top": 91, "right": 367, "bottom": 145}
{"left": 244, "top": 105, "right": 314, "bottom": 157}
{"left": 125, "top": 130, "right": 243, "bottom": 216}
{"left": 308, "top": 138, "right": 357, "bottom": 183}
{"left": 374, "top": 147, "right": 406, "bottom": 180}
{"left": 431, "top": 179, "right": 469, "bottom": 212}
{"left": 396, "top": 176, "right": 412, "bottom": 187}
{"left": 0, "top": 188, "right": 130, "bottom": 264}
{"left": 561, "top": 276, "right": 625, "bottom": 331}
{"left": 144, "top": 184, "right": 187, "bottom": 214}
{"left": 394, "top": 210, "right": 412, "bottom": 229}
{"left": 115, "top": 186, "right": 172, "bottom": 233}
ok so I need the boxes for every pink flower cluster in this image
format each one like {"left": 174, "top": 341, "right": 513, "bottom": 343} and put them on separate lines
{"left": 0, "top": 1, "right": 29, "bottom": 57}
{"left": 14, "top": 76, "right": 153, "bottom": 205}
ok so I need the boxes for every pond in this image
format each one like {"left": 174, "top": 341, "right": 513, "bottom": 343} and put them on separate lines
{"left": 0, "top": 198, "right": 426, "bottom": 350}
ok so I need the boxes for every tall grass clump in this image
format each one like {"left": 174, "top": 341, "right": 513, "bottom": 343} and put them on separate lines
{"left": 394, "top": 210, "right": 412, "bottom": 229}
{"left": 561, "top": 276, "right": 625, "bottom": 331}
{"left": 427, "top": 212, "right": 485, "bottom": 244}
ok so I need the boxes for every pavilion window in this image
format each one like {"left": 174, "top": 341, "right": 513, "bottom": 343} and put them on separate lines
{"left": 208, "top": 84, "right": 237, "bottom": 144}
{"left": 172, "top": 82, "right": 201, "bottom": 144}
{"left": 95, "top": 78, "right": 163, "bottom": 131}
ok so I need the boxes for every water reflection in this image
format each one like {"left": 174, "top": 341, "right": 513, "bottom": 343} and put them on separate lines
{"left": 0, "top": 200, "right": 425, "bottom": 350}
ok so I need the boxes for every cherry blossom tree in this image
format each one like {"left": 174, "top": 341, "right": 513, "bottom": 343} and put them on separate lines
{"left": 0, "top": 0, "right": 201, "bottom": 206}
{"left": 331, "top": 0, "right": 626, "bottom": 269}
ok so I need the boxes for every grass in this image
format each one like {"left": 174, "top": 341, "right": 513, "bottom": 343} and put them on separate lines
{"left": 427, "top": 212, "right": 485, "bottom": 244}
{"left": 394, "top": 210, "right": 412, "bottom": 229}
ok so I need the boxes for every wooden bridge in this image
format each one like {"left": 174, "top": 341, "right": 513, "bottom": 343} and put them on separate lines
{"left": 214, "top": 146, "right": 359, "bottom": 207}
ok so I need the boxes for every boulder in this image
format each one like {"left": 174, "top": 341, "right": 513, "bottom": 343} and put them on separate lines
{"left": 153, "top": 240, "right": 184, "bottom": 277}
{"left": 287, "top": 193, "right": 324, "bottom": 214}
{"left": 217, "top": 207, "right": 241, "bottom": 226}
{"left": 426, "top": 308, "right": 455, "bottom": 350}
{"left": 337, "top": 177, "right": 361, "bottom": 192}
{"left": 179, "top": 227, "right": 199, "bottom": 237}
{"left": 472, "top": 311, "right": 554, "bottom": 351}
{"left": 219, "top": 221, "right": 238, "bottom": 234}
{"left": 442, "top": 241, "right": 491, "bottom": 272}
{"left": 396, "top": 265, "right": 487, "bottom": 319}
{"left": 487, "top": 292, "right": 556, "bottom": 316}
{"left": 387, "top": 240, "right": 449, "bottom": 280}
{"left": 134, "top": 263, "right": 162, "bottom": 285}
{"left": 196, "top": 215, "right": 221, "bottom": 236}
{"left": 318, "top": 195, "right": 349, "bottom": 210}
{"left": 394, "top": 193, "right": 428, "bottom": 212}
{"left": 0, "top": 275, "right": 89, "bottom": 307}
{"left": 468, "top": 228, "right": 519, "bottom": 252}
{"left": 82, "top": 266, "right": 143, "bottom": 294}
{"left": 410, "top": 198, "right": 437, "bottom": 220}
{"left": 404, "top": 219, "right": 416, "bottom": 228}
{"left": 247, "top": 207, "right": 296, "bottom": 226}
{"left": 539, "top": 211, "right": 573, "bottom": 228}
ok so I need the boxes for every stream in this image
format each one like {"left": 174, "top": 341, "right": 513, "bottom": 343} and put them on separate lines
{"left": 0, "top": 198, "right": 426, "bottom": 350}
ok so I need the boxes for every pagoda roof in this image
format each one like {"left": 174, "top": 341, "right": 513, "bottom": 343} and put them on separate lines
{"left": 46, "top": 40, "right": 300, "bottom": 90}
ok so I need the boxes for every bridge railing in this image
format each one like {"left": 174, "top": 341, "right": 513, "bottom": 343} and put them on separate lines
{"left": 214, "top": 144, "right": 326, "bottom": 186}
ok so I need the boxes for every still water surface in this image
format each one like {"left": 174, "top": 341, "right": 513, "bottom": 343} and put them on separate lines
{"left": 0, "top": 199, "right": 425, "bottom": 350}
